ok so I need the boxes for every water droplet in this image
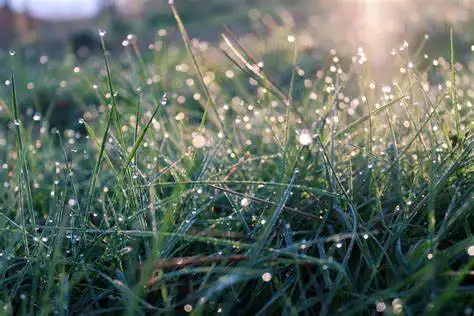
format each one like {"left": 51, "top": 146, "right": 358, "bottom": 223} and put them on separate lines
{"left": 298, "top": 131, "right": 313, "bottom": 146}
{"left": 160, "top": 93, "right": 168, "bottom": 106}
{"left": 98, "top": 29, "right": 107, "bottom": 37}
{"left": 376, "top": 301, "right": 386, "bottom": 312}
{"left": 192, "top": 134, "right": 206, "bottom": 148}
{"left": 33, "top": 113, "right": 41, "bottom": 121}
{"left": 262, "top": 272, "right": 272, "bottom": 282}
{"left": 175, "top": 112, "right": 185, "bottom": 121}
{"left": 9, "top": 49, "right": 15, "bottom": 56}
{"left": 467, "top": 245, "right": 474, "bottom": 256}
{"left": 68, "top": 198, "right": 76, "bottom": 207}
{"left": 240, "top": 197, "right": 250, "bottom": 208}
{"left": 14, "top": 120, "right": 21, "bottom": 126}
{"left": 183, "top": 304, "right": 192, "bottom": 312}
{"left": 392, "top": 298, "right": 403, "bottom": 314}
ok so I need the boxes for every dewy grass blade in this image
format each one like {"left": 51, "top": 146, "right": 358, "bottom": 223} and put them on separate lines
{"left": 85, "top": 106, "right": 114, "bottom": 215}
{"left": 450, "top": 29, "right": 461, "bottom": 142}
{"left": 9, "top": 59, "right": 35, "bottom": 226}
{"left": 99, "top": 34, "right": 125, "bottom": 148}
{"left": 134, "top": 91, "right": 141, "bottom": 165}
{"left": 334, "top": 95, "right": 405, "bottom": 140}
{"left": 250, "top": 168, "right": 298, "bottom": 259}
{"left": 123, "top": 100, "right": 162, "bottom": 170}
{"left": 169, "top": 1, "right": 222, "bottom": 131}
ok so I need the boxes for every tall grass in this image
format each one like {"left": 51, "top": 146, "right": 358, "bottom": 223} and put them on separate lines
{"left": 0, "top": 5, "right": 473, "bottom": 316}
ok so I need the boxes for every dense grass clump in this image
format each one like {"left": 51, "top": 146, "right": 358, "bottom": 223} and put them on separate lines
{"left": 0, "top": 5, "right": 473, "bottom": 315}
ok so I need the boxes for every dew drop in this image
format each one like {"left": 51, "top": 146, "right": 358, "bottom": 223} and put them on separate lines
{"left": 98, "top": 29, "right": 107, "bottom": 37}
{"left": 467, "top": 245, "right": 474, "bottom": 256}
{"left": 392, "top": 298, "right": 403, "bottom": 314}
{"left": 175, "top": 112, "right": 185, "bottom": 121}
{"left": 240, "top": 197, "right": 250, "bottom": 208}
{"left": 262, "top": 272, "right": 272, "bottom": 282}
{"left": 68, "top": 198, "right": 76, "bottom": 207}
{"left": 192, "top": 134, "right": 206, "bottom": 149}
{"left": 160, "top": 93, "right": 168, "bottom": 106}
{"left": 298, "top": 131, "right": 313, "bottom": 146}
{"left": 9, "top": 49, "right": 15, "bottom": 56}
{"left": 376, "top": 301, "right": 386, "bottom": 312}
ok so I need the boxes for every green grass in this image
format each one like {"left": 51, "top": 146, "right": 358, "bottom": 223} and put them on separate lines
{"left": 0, "top": 4, "right": 473, "bottom": 315}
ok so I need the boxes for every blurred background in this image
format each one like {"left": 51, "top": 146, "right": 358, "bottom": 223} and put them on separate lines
{"left": 1, "top": 0, "right": 474, "bottom": 130}
{"left": 1, "top": 0, "right": 474, "bottom": 57}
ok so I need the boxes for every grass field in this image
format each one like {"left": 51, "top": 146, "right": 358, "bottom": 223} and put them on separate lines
{"left": 0, "top": 2, "right": 473, "bottom": 315}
